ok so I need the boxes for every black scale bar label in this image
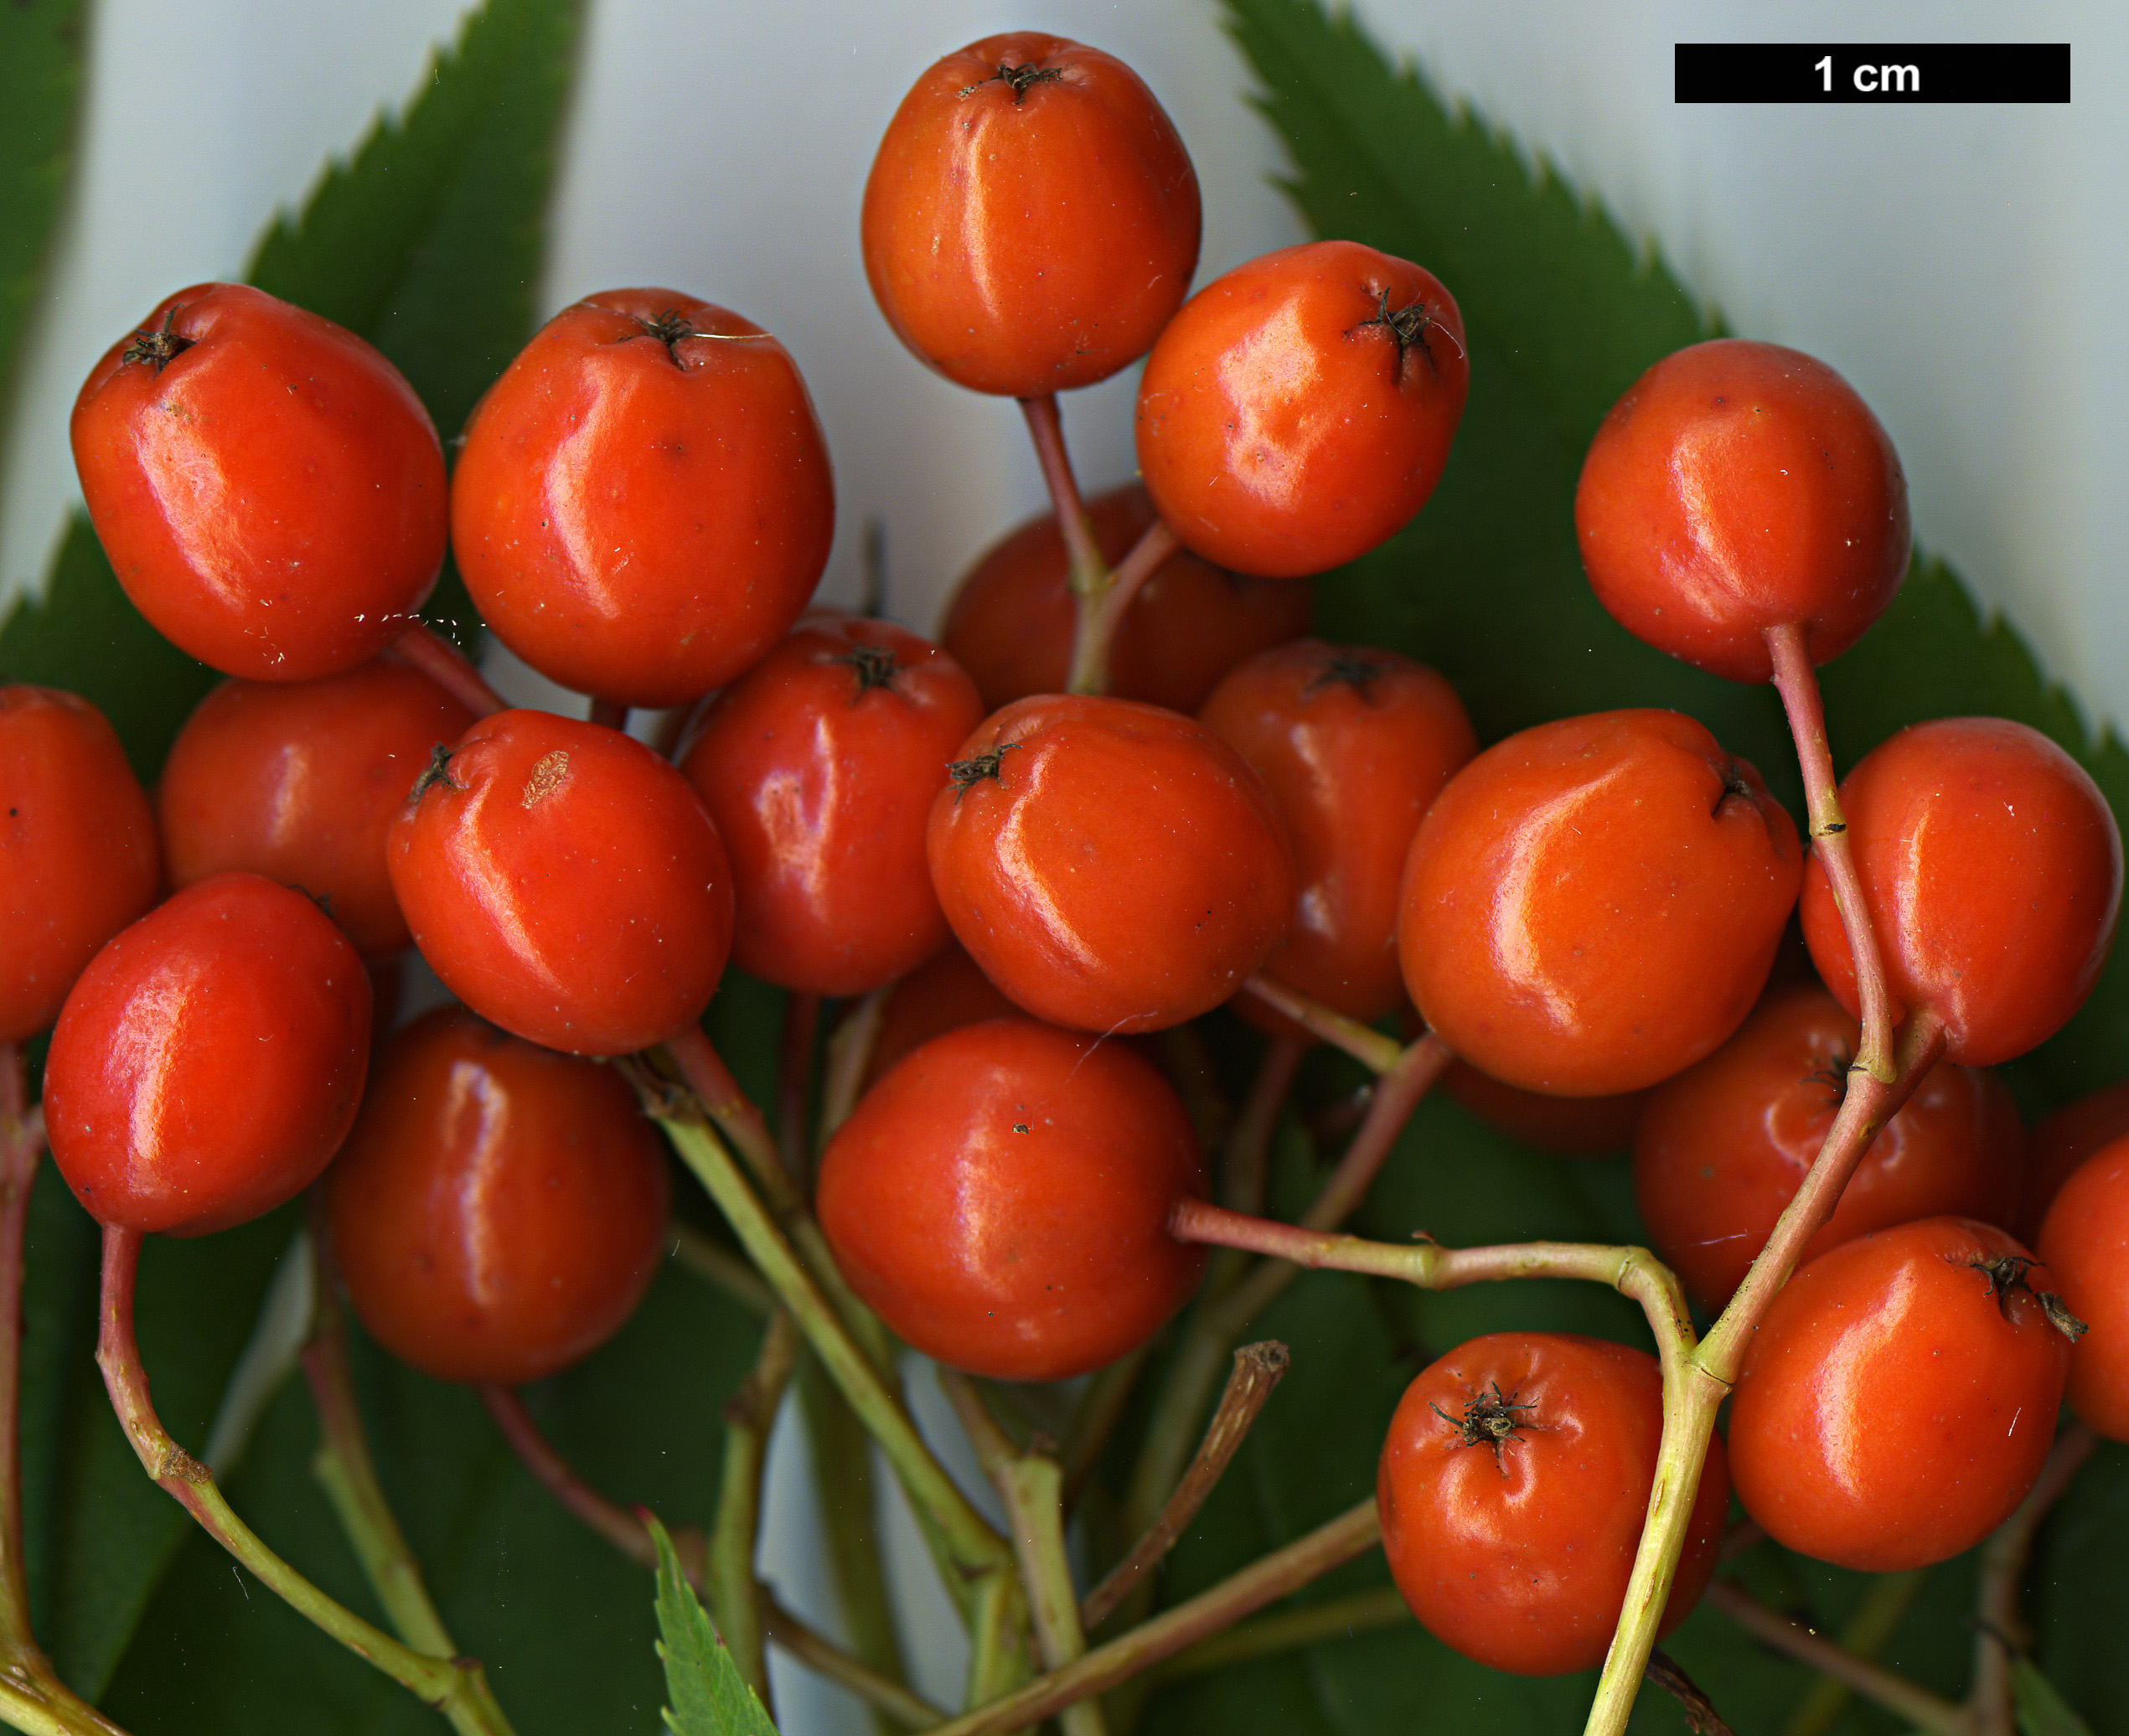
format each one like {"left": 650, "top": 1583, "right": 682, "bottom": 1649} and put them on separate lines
{"left": 1676, "top": 44, "right": 2070, "bottom": 103}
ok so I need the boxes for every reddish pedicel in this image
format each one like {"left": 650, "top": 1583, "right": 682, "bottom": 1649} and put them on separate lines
{"left": 1801, "top": 717, "right": 2122, "bottom": 1066}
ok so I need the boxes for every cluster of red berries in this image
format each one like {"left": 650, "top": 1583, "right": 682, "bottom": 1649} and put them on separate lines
{"left": 7, "top": 24, "right": 2128, "bottom": 1705}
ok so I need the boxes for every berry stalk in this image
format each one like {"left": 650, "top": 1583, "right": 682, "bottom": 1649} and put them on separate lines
{"left": 389, "top": 622, "right": 507, "bottom": 718}
{"left": 1765, "top": 620, "right": 1898, "bottom": 1082}
{"left": 96, "top": 1226, "right": 515, "bottom": 1736}
{"left": 639, "top": 1093, "right": 1021, "bottom": 1633}
{"left": 0, "top": 1052, "right": 131, "bottom": 1736}
{"left": 943, "top": 1372, "right": 1103, "bottom": 1736}
{"left": 916, "top": 1499, "right": 1382, "bottom": 1736}
{"left": 302, "top": 1201, "right": 492, "bottom": 1674}
{"left": 708, "top": 1309, "right": 803, "bottom": 1705}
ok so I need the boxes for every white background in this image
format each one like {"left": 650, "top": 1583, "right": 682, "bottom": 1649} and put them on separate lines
{"left": 5, "top": 1, "right": 2119, "bottom": 1727}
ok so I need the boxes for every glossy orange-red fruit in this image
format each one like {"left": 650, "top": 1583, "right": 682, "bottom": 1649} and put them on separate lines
{"left": 2038, "top": 1134, "right": 2129, "bottom": 1440}
{"left": 1801, "top": 717, "right": 2122, "bottom": 1067}
{"left": 927, "top": 694, "right": 1294, "bottom": 1035}
{"left": 1135, "top": 240, "right": 1468, "bottom": 577}
{"left": 1399, "top": 709, "right": 1801, "bottom": 1096}
{"left": 1633, "top": 983, "right": 2024, "bottom": 1310}
{"left": 44, "top": 872, "right": 370, "bottom": 1236}
{"left": 939, "top": 484, "right": 1312, "bottom": 716}
{"left": 856, "top": 941, "right": 1024, "bottom": 1092}
{"left": 158, "top": 655, "right": 475, "bottom": 958}
{"left": 450, "top": 289, "right": 834, "bottom": 706}
{"left": 1575, "top": 338, "right": 1909, "bottom": 683}
{"left": 816, "top": 1018, "right": 1207, "bottom": 1381}
{"left": 0, "top": 686, "right": 159, "bottom": 1043}
{"left": 1199, "top": 640, "right": 1476, "bottom": 1026}
{"left": 387, "top": 710, "right": 733, "bottom": 1056}
{"left": 1729, "top": 1217, "right": 2071, "bottom": 1571}
{"left": 327, "top": 1006, "right": 670, "bottom": 1386}
{"left": 862, "top": 34, "right": 1200, "bottom": 396}
{"left": 1377, "top": 1332, "right": 1730, "bottom": 1677}
{"left": 678, "top": 615, "right": 984, "bottom": 996}
{"left": 70, "top": 282, "right": 445, "bottom": 680}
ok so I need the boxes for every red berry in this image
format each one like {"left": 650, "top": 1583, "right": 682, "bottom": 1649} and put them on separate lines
{"left": 926, "top": 694, "right": 1295, "bottom": 1035}
{"left": 387, "top": 710, "right": 734, "bottom": 1056}
{"left": 1134, "top": 240, "right": 1469, "bottom": 577}
{"left": 1801, "top": 717, "right": 2122, "bottom": 1066}
{"left": 450, "top": 289, "right": 835, "bottom": 707}
{"left": 1377, "top": 1331, "right": 1729, "bottom": 1677}
{"left": 1728, "top": 1217, "right": 2070, "bottom": 1571}
{"left": 938, "top": 484, "right": 1313, "bottom": 716}
{"left": 70, "top": 282, "right": 445, "bottom": 681}
{"left": 327, "top": 1006, "right": 670, "bottom": 1386}
{"left": 678, "top": 615, "right": 984, "bottom": 996}
{"left": 1198, "top": 639, "right": 1476, "bottom": 1026}
{"left": 1633, "top": 983, "right": 2024, "bottom": 1310}
{"left": 1399, "top": 709, "right": 1802, "bottom": 1096}
{"left": 44, "top": 872, "right": 370, "bottom": 1236}
{"left": 1574, "top": 338, "right": 1910, "bottom": 682}
{"left": 157, "top": 655, "right": 476, "bottom": 958}
{"left": 2037, "top": 1137, "right": 2129, "bottom": 1440}
{"left": 857, "top": 942, "right": 1022, "bottom": 1093}
{"left": 861, "top": 34, "right": 1200, "bottom": 397}
{"left": 816, "top": 1017, "right": 1207, "bottom": 1382}
{"left": 0, "top": 685, "right": 159, "bottom": 1043}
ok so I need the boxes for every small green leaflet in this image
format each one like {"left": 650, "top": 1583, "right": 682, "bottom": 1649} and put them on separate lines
{"left": 649, "top": 1516, "right": 780, "bottom": 1736}
{"left": 0, "top": 0, "right": 85, "bottom": 420}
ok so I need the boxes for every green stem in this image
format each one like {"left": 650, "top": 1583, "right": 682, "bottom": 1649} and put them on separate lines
{"left": 668, "top": 1222, "right": 776, "bottom": 1316}
{"left": 1124, "top": 1036, "right": 1444, "bottom": 1540}
{"left": 818, "top": 988, "right": 888, "bottom": 1144}
{"left": 797, "top": 1356, "right": 912, "bottom": 1736}
{"left": 97, "top": 1227, "right": 513, "bottom": 1736}
{"left": 661, "top": 1026, "right": 896, "bottom": 1377}
{"left": 916, "top": 1500, "right": 1382, "bottom": 1736}
{"left": 1969, "top": 1419, "right": 2096, "bottom": 1736}
{"left": 1140, "top": 1586, "right": 1409, "bottom": 1686}
{"left": 301, "top": 1208, "right": 467, "bottom": 1667}
{"left": 942, "top": 1374, "right": 1097, "bottom": 1735}
{"left": 762, "top": 1594, "right": 945, "bottom": 1731}
{"left": 1238, "top": 976, "right": 1403, "bottom": 1074}
{"left": 1020, "top": 395, "right": 1108, "bottom": 602}
{"left": 1067, "top": 519, "right": 1180, "bottom": 699}
{"left": 637, "top": 1091, "right": 1017, "bottom": 1630}
{"left": 710, "top": 1310, "right": 802, "bottom": 1708}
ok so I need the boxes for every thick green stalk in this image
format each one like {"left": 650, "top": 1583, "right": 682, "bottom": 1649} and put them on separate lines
{"left": 644, "top": 1098, "right": 1017, "bottom": 1629}
{"left": 710, "top": 1310, "right": 802, "bottom": 1707}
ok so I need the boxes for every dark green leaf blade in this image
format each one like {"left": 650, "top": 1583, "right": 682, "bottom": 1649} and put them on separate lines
{"left": 0, "top": 0, "right": 85, "bottom": 421}
{"left": 2012, "top": 1653, "right": 2098, "bottom": 1736}
{"left": 650, "top": 1515, "right": 780, "bottom": 1736}
{"left": 245, "top": 0, "right": 583, "bottom": 645}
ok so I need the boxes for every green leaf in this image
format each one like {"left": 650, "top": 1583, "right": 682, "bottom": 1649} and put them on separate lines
{"left": 245, "top": 0, "right": 583, "bottom": 650}
{"left": 0, "top": 0, "right": 85, "bottom": 422}
{"left": 2013, "top": 1654, "right": 2098, "bottom": 1736}
{"left": 650, "top": 1515, "right": 781, "bottom": 1736}
{"left": 5, "top": 0, "right": 587, "bottom": 1703}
